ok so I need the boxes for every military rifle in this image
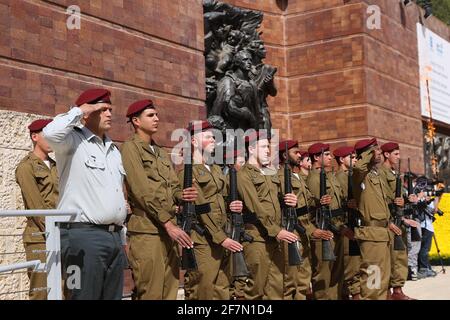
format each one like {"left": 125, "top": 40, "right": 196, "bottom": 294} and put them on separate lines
{"left": 347, "top": 157, "right": 361, "bottom": 256}
{"left": 229, "top": 163, "right": 253, "bottom": 277}
{"left": 405, "top": 158, "right": 421, "bottom": 241}
{"left": 283, "top": 141, "right": 305, "bottom": 265}
{"left": 391, "top": 160, "right": 406, "bottom": 251}
{"left": 318, "top": 149, "right": 336, "bottom": 261}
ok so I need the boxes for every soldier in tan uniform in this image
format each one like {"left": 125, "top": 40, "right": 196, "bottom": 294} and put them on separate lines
{"left": 237, "top": 131, "right": 298, "bottom": 300}
{"left": 353, "top": 138, "right": 396, "bottom": 300}
{"left": 15, "top": 119, "right": 58, "bottom": 300}
{"left": 278, "top": 140, "right": 331, "bottom": 300}
{"left": 333, "top": 146, "right": 361, "bottom": 300}
{"left": 178, "top": 120, "right": 244, "bottom": 300}
{"left": 120, "top": 99, "right": 198, "bottom": 300}
{"left": 307, "top": 143, "right": 350, "bottom": 300}
{"left": 298, "top": 150, "right": 311, "bottom": 182}
{"left": 379, "top": 142, "right": 418, "bottom": 300}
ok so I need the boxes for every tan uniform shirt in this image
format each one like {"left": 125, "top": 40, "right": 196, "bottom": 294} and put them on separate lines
{"left": 307, "top": 168, "right": 345, "bottom": 229}
{"left": 278, "top": 165, "right": 316, "bottom": 237}
{"left": 178, "top": 164, "right": 228, "bottom": 245}
{"left": 15, "top": 152, "right": 59, "bottom": 243}
{"left": 121, "top": 134, "right": 182, "bottom": 234}
{"left": 353, "top": 149, "right": 391, "bottom": 241}
{"left": 378, "top": 165, "right": 398, "bottom": 203}
{"left": 237, "top": 163, "right": 282, "bottom": 242}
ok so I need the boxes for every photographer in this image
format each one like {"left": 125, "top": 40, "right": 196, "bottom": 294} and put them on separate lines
{"left": 414, "top": 177, "right": 444, "bottom": 278}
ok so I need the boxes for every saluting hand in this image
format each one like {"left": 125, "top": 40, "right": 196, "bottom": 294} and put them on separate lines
{"left": 79, "top": 102, "right": 105, "bottom": 117}
{"left": 221, "top": 238, "right": 244, "bottom": 252}
{"left": 164, "top": 221, "right": 194, "bottom": 249}
{"left": 312, "top": 229, "right": 334, "bottom": 240}
{"left": 284, "top": 193, "right": 297, "bottom": 207}
{"left": 276, "top": 229, "right": 298, "bottom": 243}
{"left": 320, "top": 195, "right": 332, "bottom": 205}
{"left": 389, "top": 223, "right": 402, "bottom": 236}
{"left": 182, "top": 187, "right": 198, "bottom": 202}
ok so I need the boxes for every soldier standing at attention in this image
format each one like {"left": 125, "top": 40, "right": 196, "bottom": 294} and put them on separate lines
{"left": 298, "top": 150, "right": 311, "bottom": 182}
{"left": 237, "top": 131, "right": 298, "bottom": 300}
{"left": 379, "top": 142, "right": 418, "bottom": 300}
{"left": 352, "top": 138, "right": 393, "bottom": 300}
{"left": 178, "top": 120, "right": 243, "bottom": 300}
{"left": 333, "top": 146, "right": 361, "bottom": 300}
{"left": 120, "top": 99, "right": 198, "bottom": 300}
{"left": 16, "top": 119, "right": 57, "bottom": 300}
{"left": 278, "top": 140, "right": 330, "bottom": 300}
{"left": 43, "top": 89, "right": 128, "bottom": 300}
{"left": 307, "top": 143, "right": 348, "bottom": 300}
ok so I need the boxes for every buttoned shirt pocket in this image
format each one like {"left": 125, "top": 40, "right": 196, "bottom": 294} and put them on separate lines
{"left": 158, "top": 158, "right": 172, "bottom": 178}
{"left": 141, "top": 155, "right": 161, "bottom": 182}
{"left": 251, "top": 174, "right": 268, "bottom": 199}
{"left": 367, "top": 174, "right": 387, "bottom": 220}
{"left": 84, "top": 156, "right": 106, "bottom": 186}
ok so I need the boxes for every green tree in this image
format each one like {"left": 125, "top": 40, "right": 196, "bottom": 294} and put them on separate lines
{"left": 416, "top": 0, "right": 450, "bottom": 25}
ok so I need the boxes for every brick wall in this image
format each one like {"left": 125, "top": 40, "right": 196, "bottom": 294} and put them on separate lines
{"left": 0, "top": 0, "right": 206, "bottom": 299}
{"left": 0, "top": 0, "right": 206, "bottom": 145}
{"left": 225, "top": 0, "right": 450, "bottom": 175}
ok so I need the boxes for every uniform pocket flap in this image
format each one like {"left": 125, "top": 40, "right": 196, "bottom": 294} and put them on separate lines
{"left": 354, "top": 226, "right": 389, "bottom": 242}
{"left": 85, "top": 157, "right": 105, "bottom": 169}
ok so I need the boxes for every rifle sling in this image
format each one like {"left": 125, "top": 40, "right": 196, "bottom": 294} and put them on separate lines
{"left": 195, "top": 203, "right": 212, "bottom": 215}
{"left": 296, "top": 205, "right": 310, "bottom": 217}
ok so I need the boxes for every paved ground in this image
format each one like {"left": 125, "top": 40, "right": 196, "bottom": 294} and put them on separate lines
{"left": 176, "top": 266, "right": 450, "bottom": 300}
{"left": 403, "top": 266, "right": 450, "bottom": 300}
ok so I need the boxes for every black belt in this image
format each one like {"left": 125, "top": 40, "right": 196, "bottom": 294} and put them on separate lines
{"left": 296, "top": 205, "right": 310, "bottom": 217}
{"left": 59, "top": 222, "right": 123, "bottom": 232}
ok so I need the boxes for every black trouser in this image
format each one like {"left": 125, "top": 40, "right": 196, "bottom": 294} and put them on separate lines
{"left": 418, "top": 228, "right": 433, "bottom": 270}
{"left": 60, "top": 226, "right": 126, "bottom": 300}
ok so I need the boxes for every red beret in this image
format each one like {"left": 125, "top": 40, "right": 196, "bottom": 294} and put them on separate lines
{"left": 279, "top": 140, "right": 298, "bottom": 152}
{"left": 126, "top": 99, "right": 154, "bottom": 117}
{"left": 308, "top": 143, "right": 330, "bottom": 156}
{"left": 333, "top": 146, "right": 355, "bottom": 158}
{"left": 187, "top": 120, "right": 213, "bottom": 135}
{"left": 28, "top": 119, "right": 52, "bottom": 132}
{"left": 299, "top": 150, "right": 309, "bottom": 158}
{"left": 381, "top": 142, "right": 399, "bottom": 153}
{"left": 354, "top": 138, "right": 378, "bottom": 151}
{"left": 76, "top": 88, "right": 111, "bottom": 106}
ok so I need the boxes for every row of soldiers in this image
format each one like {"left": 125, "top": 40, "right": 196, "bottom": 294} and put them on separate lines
{"left": 16, "top": 88, "right": 419, "bottom": 300}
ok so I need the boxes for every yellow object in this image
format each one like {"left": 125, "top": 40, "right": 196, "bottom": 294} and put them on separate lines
{"left": 430, "top": 193, "right": 450, "bottom": 258}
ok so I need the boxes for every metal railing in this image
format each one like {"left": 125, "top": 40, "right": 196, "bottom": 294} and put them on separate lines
{"left": 0, "top": 210, "right": 80, "bottom": 300}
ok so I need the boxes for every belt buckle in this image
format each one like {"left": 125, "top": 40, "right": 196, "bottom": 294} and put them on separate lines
{"left": 108, "top": 225, "right": 115, "bottom": 232}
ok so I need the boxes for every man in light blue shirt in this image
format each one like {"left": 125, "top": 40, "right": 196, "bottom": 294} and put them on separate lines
{"left": 43, "top": 88, "right": 127, "bottom": 300}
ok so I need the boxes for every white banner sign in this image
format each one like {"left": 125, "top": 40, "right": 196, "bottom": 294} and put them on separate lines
{"left": 417, "top": 23, "right": 450, "bottom": 124}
